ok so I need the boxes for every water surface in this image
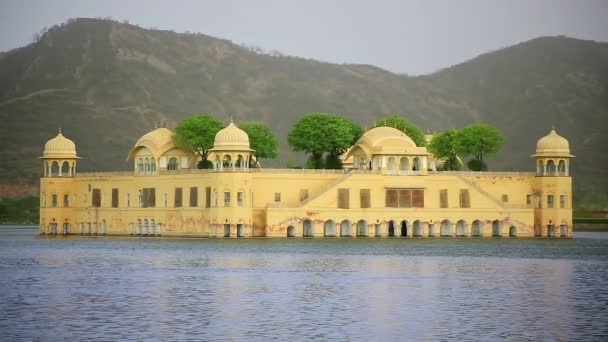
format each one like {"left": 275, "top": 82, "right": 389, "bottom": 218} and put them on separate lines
{"left": 1, "top": 226, "right": 607, "bottom": 341}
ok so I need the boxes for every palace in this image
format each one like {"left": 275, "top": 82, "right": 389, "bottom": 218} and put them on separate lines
{"left": 39, "top": 122, "right": 574, "bottom": 238}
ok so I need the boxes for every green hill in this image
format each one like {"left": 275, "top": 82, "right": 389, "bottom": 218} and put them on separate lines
{"left": 1, "top": 18, "right": 606, "bottom": 206}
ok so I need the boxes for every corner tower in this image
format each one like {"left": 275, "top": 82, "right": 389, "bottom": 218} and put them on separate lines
{"left": 40, "top": 130, "right": 80, "bottom": 177}
{"left": 532, "top": 128, "right": 574, "bottom": 237}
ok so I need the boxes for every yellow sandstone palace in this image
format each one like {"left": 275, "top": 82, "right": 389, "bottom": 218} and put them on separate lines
{"left": 39, "top": 121, "right": 574, "bottom": 238}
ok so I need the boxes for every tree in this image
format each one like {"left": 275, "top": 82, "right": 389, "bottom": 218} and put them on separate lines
{"left": 428, "top": 130, "right": 461, "bottom": 171}
{"left": 239, "top": 122, "right": 279, "bottom": 167}
{"left": 455, "top": 124, "right": 504, "bottom": 170}
{"left": 173, "top": 115, "right": 224, "bottom": 168}
{"left": 288, "top": 113, "right": 362, "bottom": 169}
{"left": 374, "top": 116, "right": 426, "bottom": 146}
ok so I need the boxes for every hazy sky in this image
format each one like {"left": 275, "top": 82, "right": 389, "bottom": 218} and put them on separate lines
{"left": 1, "top": 0, "right": 607, "bottom": 75}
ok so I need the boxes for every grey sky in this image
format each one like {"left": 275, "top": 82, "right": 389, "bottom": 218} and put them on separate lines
{"left": 1, "top": 0, "right": 607, "bottom": 75}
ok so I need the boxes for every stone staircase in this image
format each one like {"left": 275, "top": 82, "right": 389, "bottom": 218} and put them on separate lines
{"left": 298, "top": 171, "right": 355, "bottom": 207}
{"left": 455, "top": 174, "right": 505, "bottom": 209}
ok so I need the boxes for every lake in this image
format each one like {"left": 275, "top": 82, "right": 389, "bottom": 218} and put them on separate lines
{"left": 1, "top": 226, "right": 607, "bottom": 341}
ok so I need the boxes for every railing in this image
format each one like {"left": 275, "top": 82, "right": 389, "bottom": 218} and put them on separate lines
{"left": 75, "top": 171, "right": 132, "bottom": 177}
{"left": 429, "top": 171, "right": 536, "bottom": 177}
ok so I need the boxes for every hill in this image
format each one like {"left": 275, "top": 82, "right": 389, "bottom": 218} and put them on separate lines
{"left": 1, "top": 18, "right": 607, "bottom": 206}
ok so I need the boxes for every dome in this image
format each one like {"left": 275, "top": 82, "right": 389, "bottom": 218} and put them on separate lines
{"left": 342, "top": 126, "right": 426, "bottom": 161}
{"left": 360, "top": 126, "right": 417, "bottom": 148}
{"left": 41, "top": 131, "right": 80, "bottom": 159}
{"left": 127, "top": 127, "right": 176, "bottom": 160}
{"left": 533, "top": 128, "right": 574, "bottom": 157}
{"left": 211, "top": 120, "right": 251, "bottom": 151}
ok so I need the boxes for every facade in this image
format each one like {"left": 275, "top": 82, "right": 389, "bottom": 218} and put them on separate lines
{"left": 39, "top": 122, "right": 574, "bottom": 238}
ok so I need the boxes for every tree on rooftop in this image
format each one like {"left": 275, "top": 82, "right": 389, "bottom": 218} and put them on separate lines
{"left": 428, "top": 129, "right": 461, "bottom": 171}
{"left": 173, "top": 115, "right": 224, "bottom": 168}
{"left": 239, "top": 122, "right": 279, "bottom": 167}
{"left": 455, "top": 124, "right": 504, "bottom": 171}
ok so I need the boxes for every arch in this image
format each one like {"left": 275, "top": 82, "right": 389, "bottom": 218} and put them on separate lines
{"left": 340, "top": 220, "right": 353, "bottom": 237}
{"left": 413, "top": 220, "right": 422, "bottom": 237}
{"left": 413, "top": 157, "right": 421, "bottom": 171}
{"left": 223, "top": 154, "right": 232, "bottom": 168}
{"left": 546, "top": 160, "right": 556, "bottom": 175}
{"left": 399, "top": 157, "right": 410, "bottom": 171}
{"left": 79, "top": 222, "right": 84, "bottom": 234}
{"left": 559, "top": 224, "right": 568, "bottom": 237}
{"left": 138, "top": 190, "right": 143, "bottom": 207}
{"left": 157, "top": 222, "right": 162, "bottom": 235}
{"left": 356, "top": 220, "right": 368, "bottom": 237}
{"left": 51, "top": 161, "right": 60, "bottom": 176}
{"left": 372, "top": 157, "right": 379, "bottom": 171}
{"left": 93, "top": 222, "right": 98, "bottom": 234}
{"left": 287, "top": 225, "right": 296, "bottom": 238}
{"left": 150, "top": 219, "right": 156, "bottom": 235}
{"left": 168, "top": 157, "right": 178, "bottom": 171}
{"left": 150, "top": 157, "right": 156, "bottom": 173}
{"left": 101, "top": 219, "right": 107, "bottom": 235}
{"left": 61, "top": 161, "right": 70, "bottom": 176}
{"left": 143, "top": 219, "right": 149, "bottom": 235}
{"left": 137, "top": 219, "right": 142, "bottom": 235}
{"left": 440, "top": 220, "right": 452, "bottom": 237}
{"left": 509, "top": 225, "right": 517, "bottom": 237}
{"left": 303, "top": 219, "right": 314, "bottom": 237}
{"left": 137, "top": 157, "right": 144, "bottom": 174}
{"left": 236, "top": 154, "right": 244, "bottom": 168}
{"left": 471, "top": 220, "right": 483, "bottom": 237}
{"left": 388, "top": 220, "right": 397, "bottom": 237}
{"left": 214, "top": 155, "right": 221, "bottom": 169}
{"left": 129, "top": 222, "right": 134, "bottom": 235}
{"left": 456, "top": 219, "right": 468, "bottom": 237}
{"left": 387, "top": 157, "right": 396, "bottom": 172}
{"left": 324, "top": 220, "right": 336, "bottom": 237}
{"left": 557, "top": 160, "right": 566, "bottom": 175}
{"left": 86, "top": 222, "right": 91, "bottom": 234}
{"left": 237, "top": 224, "right": 244, "bottom": 237}
{"left": 144, "top": 157, "right": 150, "bottom": 174}
{"left": 492, "top": 220, "right": 502, "bottom": 237}
{"left": 400, "top": 220, "right": 409, "bottom": 237}
{"left": 537, "top": 159, "right": 544, "bottom": 175}
{"left": 547, "top": 224, "right": 555, "bottom": 237}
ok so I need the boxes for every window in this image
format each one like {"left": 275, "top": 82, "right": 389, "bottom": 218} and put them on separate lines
{"left": 537, "top": 193, "right": 542, "bottom": 208}
{"left": 168, "top": 157, "right": 178, "bottom": 171}
{"left": 501, "top": 194, "right": 509, "bottom": 203}
{"left": 300, "top": 189, "right": 309, "bottom": 202}
{"left": 190, "top": 187, "right": 198, "bottom": 207}
{"left": 360, "top": 189, "right": 370, "bottom": 208}
{"left": 174, "top": 188, "right": 183, "bottom": 207}
{"left": 142, "top": 188, "right": 156, "bottom": 208}
{"left": 111, "top": 188, "right": 119, "bottom": 208}
{"left": 92, "top": 189, "right": 101, "bottom": 207}
{"left": 205, "top": 187, "right": 211, "bottom": 208}
{"left": 274, "top": 192, "right": 281, "bottom": 202}
{"left": 560, "top": 194, "right": 566, "bottom": 208}
{"left": 138, "top": 190, "right": 143, "bottom": 207}
{"left": 164, "top": 193, "right": 167, "bottom": 207}
{"left": 527, "top": 195, "right": 533, "bottom": 206}
{"left": 237, "top": 192, "right": 244, "bottom": 207}
{"left": 338, "top": 188, "right": 349, "bottom": 209}
{"left": 386, "top": 189, "right": 424, "bottom": 208}
{"left": 224, "top": 192, "right": 231, "bottom": 207}
{"left": 64, "top": 193, "right": 70, "bottom": 208}
{"left": 51, "top": 194, "right": 58, "bottom": 208}
{"left": 547, "top": 194, "right": 554, "bottom": 208}
{"left": 127, "top": 193, "right": 130, "bottom": 207}
{"left": 459, "top": 189, "right": 470, "bottom": 208}
{"left": 440, "top": 189, "right": 448, "bottom": 208}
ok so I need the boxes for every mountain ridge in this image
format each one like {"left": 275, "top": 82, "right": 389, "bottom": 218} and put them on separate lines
{"left": 1, "top": 18, "right": 606, "bottom": 203}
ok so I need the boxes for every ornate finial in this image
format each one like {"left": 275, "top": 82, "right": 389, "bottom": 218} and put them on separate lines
{"left": 551, "top": 125, "right": 556, "bottom": 131}
{"left": 229, "top": 116, "right": 234, "bottom": 124}
{"left": 154, "top": 121, "right": 158, "bottom": 129}
{"left": 58, "top": 127, "right": 62, "bottom": 134}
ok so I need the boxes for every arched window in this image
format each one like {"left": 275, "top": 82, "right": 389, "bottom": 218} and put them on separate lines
{"left": 150, "top": 158, "right": 156, "bottom": 173}
{"left": 61, "top": 161, "right": 70, "bottom": 176}
{"left": 324, "top": 220, "right": 336, "bottom": 237}
{"left": 413, "top": 157, "right": 421, "bottom": 172}
{"left": 440, "top": 220, "right": 452, "bottom": 237}
{"left": 399, "top": 157, "right": 410, "bottom": 172}
{"left": 557, "top": 160, "right": 566, "bottom": 175}
{"left": 537, "top": 160, "right": 544, "bottom": 175}
{"left": 547, "top": 160, "right": 556, "bottom": 175}
{"left": 150, "top": 219, "right": 156, "bottom": 235}
{"left": 356, "top": 220, "right": 368, "bottom": 237}
{"left": 223, "top": 155, "right": 232, "bottom": 168}
{"left": 303, "top": 219, "right": 314, "bottom": 237}
{"left": 168, "top": 157, "right": 178, "bottom": 171}
{"left": 387, "top": 157, "right": 396, "bottom": 173}
{"left": 51, "top": 161, "right": 59, "bottom": 176}
{"left": 137, "top": 158, "right": 144, "bottom": 174}
{"left": 456, "top": 220, "right": 468, "bottom": 237}
{"left": 236, "top": 155, "right": 244, "bottom": 168}
{"left": 492, "top": 220, "right": 502, "bottom": 237}
{"left": 138, "top": 190, "right": 143, "bottom": 207}
{"left": 340, "top": 220, "right": 352, "bottom": 237}
{"left": 144, "top": 157, "right": 150, "bottom": 174}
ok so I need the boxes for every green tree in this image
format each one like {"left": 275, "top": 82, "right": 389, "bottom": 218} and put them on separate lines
{"left": 455, "top": 124, "right": 504, "bottom": 170}
{"left": 288, "top": 113, "right": 362, "bottom": 169}
{"left": 239, "top": 122, "right": 279, "bottom": 167}
{"left": 428, "top": 130, "right": 461, "bottom": 171}
{"left": 173, "top": 115, "right": 224, "bottom": 168}
{"left": 374, "top": 116, "right": 426, "bottom": 146}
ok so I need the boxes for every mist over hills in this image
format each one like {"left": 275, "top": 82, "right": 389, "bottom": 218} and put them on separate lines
{"left": 1, "top": 18, "right": 607, "bottom": 202}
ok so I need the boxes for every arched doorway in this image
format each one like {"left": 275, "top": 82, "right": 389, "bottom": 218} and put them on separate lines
{"left": 413, "top": 157, "right": 421, "bottom": 171}
{"left": 157, "top": 223, "right": 162, "bottom": 235}
{"left": 492, "top": 220, "right": 502, "bottom": 237}
{"left": 388, "top": 220, "right": 396, "bottom": 237}
{"left": 440, "top": 220, "right": 452, "bottom": 237}
{"left": 456, "top": 220, "right": 468, "bottom": 237}
{"left": 324, "top": 220, "right": 336, "bottom": 237}
{"left": 287, "top": 225, "right": 295, "bottom": 237}
{"left": 399, "top": 157, "right": 410, "bottom": 172}
{"left": 400, "top": 220, "right": 409, "bottom": 237}
{"left": 509, "top": 226, "right": 517, "bottom": 237}
{"left": 471, "top": 220, "right": 483, "bottom": 237}
{"left": 413, "top": 220, "right": 422, "bottom": 237}
{"left": 356, "top": 220, "right": 368, "bottom": 237}
{"left": 79, "top": 223, "right": 84, "bottom": 234}
{"left": 560, "top": 224, "right": 568, "bottom": 237}
{"left": 101, "top": 219, "right": 107, "bottom": 235}
{"left": 150, "top": 219, "right": 155, "bottom": 235}
{"left": 237, "top": 224, "right": 244, "bottom": 237}
{"left": 143, "top": 219, "right": 149, "bottom": 235}
{"left": 340, "top": 220, "right": 352, "bottom": 237}
{"left": 168, "top": 157, "right": 178, "bottom": 171}
{"left": 547, "top": 224, "right": 555, "bottom": 237}
{"left": 303, "top": 219, "right": 314, "bottom": 237}
{"left": 136, "top": 219, "right": 141, "bottom": 235}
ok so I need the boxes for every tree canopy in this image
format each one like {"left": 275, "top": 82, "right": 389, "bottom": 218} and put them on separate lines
{"left": 454, "top": 124, "right": 504, "bottom": 171}
{"left": 288, "top": 113, "right": 362, "bottom": 169}
{"left": 173, "top": 115, "right": 224, "bottom": 165}
{"left": 239, "top": 122, "right": 279, "bottom": 166}
{"left": 374, "top": 116, "right": 426, "bottom": 146}
{"left": 428, "top": 130, "right": 461, "bottom": 171}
